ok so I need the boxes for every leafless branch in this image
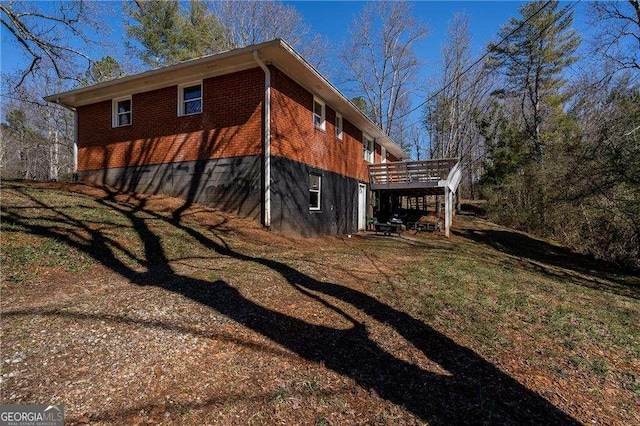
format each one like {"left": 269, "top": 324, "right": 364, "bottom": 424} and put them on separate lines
{"left": 1, "top": 1, "right": 97, "bottom": 87}
{"left": 589, "top": 0, "right": 640, "bottom": 73}
{"left": 340, "top": 2, "right": 428, "bottom": 145}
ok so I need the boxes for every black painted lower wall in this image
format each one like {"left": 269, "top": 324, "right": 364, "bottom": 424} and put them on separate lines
{"left": 79, "top": 156, "right": 262, "bottom": 220}
{"left": 270, "top": 156, "right": 362, "bottom": 237}
{"left": 79, "top": 155, "right": 364, "bottom": 237}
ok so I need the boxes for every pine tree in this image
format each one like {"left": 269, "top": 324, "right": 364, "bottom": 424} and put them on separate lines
{"left": 488, "top": 0, "right": 580, "bottom": 161}
{"left": 125, "top": 0, "right": 226, "bottom": 68}
{"left": 179, "top": 0, "right": 226, "bottom": 60}
{"left": 480, "top": 0, "right": 581, "bottom": 231}
{"left": 86, "top": 56, "right": 125, "bottom": 84}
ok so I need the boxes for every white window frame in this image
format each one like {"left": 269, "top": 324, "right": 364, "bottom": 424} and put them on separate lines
{"left": 178, "top": 81, "right": 203, "bottom": 116}
{"left": 112, "top": 96, "right": 132, "bottom": 128}
{"left": 313, "top": 97, "right": 326, "bottom": 130}
{"left": 335, "top": 112, "right": 343, "bottom": 140}
{"left": 363, "top": 134, "right": 374, "bottom": 163}
{"left": 309, "top": 173, "right": 321, "bottom": 211}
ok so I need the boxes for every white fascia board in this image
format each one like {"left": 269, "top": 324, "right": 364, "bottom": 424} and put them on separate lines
{"left": 44, "top": 39, "right": 282, "bottom": 106}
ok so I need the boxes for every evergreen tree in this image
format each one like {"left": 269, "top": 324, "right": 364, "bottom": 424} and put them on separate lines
{"left": 125, "top": 0, "right": 226, "bottom": 68}
{"left": 180, "top": 0, "right": 227, "bottom": 59}
{"left": 86, "top": 56, "right": 125, "bottom": 84}
{"left": 479, "top": 103, "right": 530, "bottom": 187}
{"left": 480, "top": 0, "right": 581, "bottom": 231}
{"left": 488, "top": 0, "right": 580, "bottom": 161}
{"left": 350, "top": 97, "right": 372, "bottom": 118}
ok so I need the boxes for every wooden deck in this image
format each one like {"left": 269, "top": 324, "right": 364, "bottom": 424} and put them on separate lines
{"left": 368, "top": 158, "right": 462, "bottom": 237}
{"left": 368, "top": 159, "right": 458, "bottom": 190}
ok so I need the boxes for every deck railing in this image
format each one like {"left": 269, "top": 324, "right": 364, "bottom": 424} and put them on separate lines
{"left": 368, "top": 158, "right": 458, "bottom": 185}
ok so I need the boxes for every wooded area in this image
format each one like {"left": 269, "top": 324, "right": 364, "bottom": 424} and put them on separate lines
{"left": 1, "top": 0, "right": 638, "bottom": 268}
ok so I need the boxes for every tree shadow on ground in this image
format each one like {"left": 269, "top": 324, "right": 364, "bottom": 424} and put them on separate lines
{"left": 455, "top": 226, "right": 640, "bottom": 300}
{"left": 1, "top": 183, "right": 579, "bottom": 424}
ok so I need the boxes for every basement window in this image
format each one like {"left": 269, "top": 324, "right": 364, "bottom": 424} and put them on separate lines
{"left": 313, "top": 97, "right": 325, "bottom": 130}
{"left": 178, "top": 81, "right": 202, "bottom": 116}
{"left": 309, "top": 173, "right": 321, "bottom": 211}
{"left": 335, "top": 113, "right": 343, "bottom": 140}
{"left": 112, "top": 96, "right": 132, "bottom": 127}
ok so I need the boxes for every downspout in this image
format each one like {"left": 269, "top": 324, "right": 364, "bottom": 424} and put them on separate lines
{"left": 73, "top": 109, "right": 78, "bottom": 181}
{"left": 253, "top": 50, "right": 271, "bottom": 228}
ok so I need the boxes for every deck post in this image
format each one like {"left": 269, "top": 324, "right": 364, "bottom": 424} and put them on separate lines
{"left": 444, "top": 186, "right": 451, "bottom": 238}
{"left": 450, "top": 190, "right": 454, "bottom": 229}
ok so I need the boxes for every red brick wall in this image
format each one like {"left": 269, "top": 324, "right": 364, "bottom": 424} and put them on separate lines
{"left": 270, "top": 67, "right": 372, "bottom": 182}
{"left": 378, "top": 147, "right": 400, "bottom": 163}
{"left": 374, "top": 143, "right": 382, "bottom": 164}
{"left": 76, "top": 65, "right": 396, "bottom": 180}
{"left": 77, "top": 68, "right": 264, "bottom": 171}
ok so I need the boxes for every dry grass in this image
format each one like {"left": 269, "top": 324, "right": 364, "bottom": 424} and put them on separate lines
{"left": 1, "top": 180, "right": 639, "bottom": 425}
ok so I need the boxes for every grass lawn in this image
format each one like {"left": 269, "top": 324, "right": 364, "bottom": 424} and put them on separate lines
{"left": 1, "top": 180, "right": 639, "bottom": 425}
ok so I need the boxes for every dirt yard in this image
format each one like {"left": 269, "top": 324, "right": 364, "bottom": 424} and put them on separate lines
{"left": 1, "top": 181, "right": 639, "bottom": 425}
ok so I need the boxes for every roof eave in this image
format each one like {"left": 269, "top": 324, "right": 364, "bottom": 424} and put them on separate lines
{"left": 44, "top": 38, "right": 409, "bottom": 160}
{"left": 43, "top": 39, "right": 282, "bottom": 105}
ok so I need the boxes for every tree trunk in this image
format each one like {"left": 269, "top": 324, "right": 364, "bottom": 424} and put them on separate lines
{"left": 49, "top": 129, "right": 59, "bottom": 181}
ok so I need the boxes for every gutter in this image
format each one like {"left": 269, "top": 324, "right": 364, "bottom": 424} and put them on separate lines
{"left": 253, "top": 50, "right": 271, "bottom": 228}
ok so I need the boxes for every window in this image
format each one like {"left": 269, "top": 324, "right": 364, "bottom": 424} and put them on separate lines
{"left": 335, "top": 113, "right": 343, "bottom": 140}
{"left": 309, "top": 173, "right": 321, "bottom": 211}
{"left": 112, "top": 96, "right": 132, "bottom": 127}
{"left": 178, "top": 82, "right": 202, "bottom": 116}
{"left": 363, "top": 134, "right": 374, "bottom": 162}
{"left": 313, "top": 97, "right": 325, "bottom": 130}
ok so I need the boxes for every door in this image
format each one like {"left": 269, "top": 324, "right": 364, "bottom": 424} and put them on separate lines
{"left": 358, "top": 183, "right": 367, "bottom": 231}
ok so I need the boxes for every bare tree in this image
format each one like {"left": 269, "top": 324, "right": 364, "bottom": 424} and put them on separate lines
{"left": 0, "top": 0, "right": 103, "bottom": 87}
{"left": 427, "top": 14, "right": 482, "bottom": 158}
{"left": 590, "top": 0, "right": 640, "bottom": 72}
{"left": 406, "top": 125, "right": 429, "bottom": 161}
{"left": 424, "top": 14, "right": 492, "bottom": 197}
{"left": 340, "top": 2, "right": 428, "bottom": 145}
{"left": 555, "top": 69, "right": 640, "bottom": 268}
{"left": 1, "top": 72, "right": 74, "bottom": 181}
{"left": 213, "top": 1, "right": 328, "bottom": 70}
{"left": 1, "top": 107, "right": 50, "bottom": 180}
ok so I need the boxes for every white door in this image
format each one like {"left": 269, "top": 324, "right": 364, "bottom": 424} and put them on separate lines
{"left": 358, "top": 184, "right": 367, "bottom": 230}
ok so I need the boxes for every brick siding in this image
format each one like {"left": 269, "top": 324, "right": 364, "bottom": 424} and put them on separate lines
{"left": 77, "top": 65, "right": 394, "bottom": 182}
{"left": 270, "top": 67, "right": 373, "bottom": 182}
{"left": 77, "top": 68, "right": 264, "bottom": 171}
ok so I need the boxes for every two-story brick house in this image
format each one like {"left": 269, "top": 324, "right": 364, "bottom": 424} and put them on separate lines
{"left": 45, "top": 39, "right": 409, "bottom": 237}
